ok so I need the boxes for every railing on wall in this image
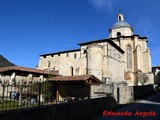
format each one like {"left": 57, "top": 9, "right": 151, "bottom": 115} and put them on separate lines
{"left": 0, "top": 80, "right": 56, "bottom": 111}
{"left": 0, "top": 96, "right": 117, "bottom": 120}
{"left": 0, "top": 80, "right": 91, "bottom": 111}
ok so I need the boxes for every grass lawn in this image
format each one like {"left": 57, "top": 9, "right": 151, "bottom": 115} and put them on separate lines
{"left": 0, "top": 100, "right": 39, "bottom": 111}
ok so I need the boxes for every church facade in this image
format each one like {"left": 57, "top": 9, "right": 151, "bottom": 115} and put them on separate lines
{"left": 109, "top": 13, "right": 153, "bottom": 86}
{"left": 38, "top": 39, "right": 125, "bottom": 84}
{"left": 37, "top": 13, "right": 154, "bottom": 103}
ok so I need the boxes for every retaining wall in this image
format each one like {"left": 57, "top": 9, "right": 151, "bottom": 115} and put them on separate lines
{"left": 0, "top": 97, "right": 117, "bottom": 120}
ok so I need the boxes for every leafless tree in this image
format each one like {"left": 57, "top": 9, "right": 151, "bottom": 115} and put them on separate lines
{"left": 0, "top": 79, "right": 9, "bottom": 100}
{"left": 15, "top": 80, "right": 32, "bottom": 106}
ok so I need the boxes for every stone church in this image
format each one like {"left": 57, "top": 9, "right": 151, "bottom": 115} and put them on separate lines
{"left": 37, "top": 13, "right": 154, "bottom": 103}
{"left": 109, "top": 13, "right": 153, "bottom": 86}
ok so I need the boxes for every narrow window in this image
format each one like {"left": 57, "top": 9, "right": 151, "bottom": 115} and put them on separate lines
{"left": 70, "top": 67, "right": 74, "bottom": 76}
{"left": 74, "top": 53, "right": 77, "bottom": 59}
{"left": 126, "top": 45, "right": 132, "bottom": 70}
{"left": 48, "top": 61, "right": 51, "bottom": 68}
{"left": 66, "top": 53, "right": 69, "bottom": 57}
{"left": 84, "top": 50, "right": 87, "bottom": 54}
{"left": 102, "top": 77, "right": 107, "bottom": 84}
{"left": 107, "top": 43, "right": 109, "bottom": 56}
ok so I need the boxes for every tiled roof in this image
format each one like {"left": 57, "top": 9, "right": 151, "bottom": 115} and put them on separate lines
{"left": 48, "top": 75, "right": 103, "bottom": 84}
{"left": 0, "top": 66, "right": 59, "bottom": 75}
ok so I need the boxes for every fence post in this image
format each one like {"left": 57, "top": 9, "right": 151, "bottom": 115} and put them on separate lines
{"left": 38, "top": 82, "right": 41, "bottom": 107}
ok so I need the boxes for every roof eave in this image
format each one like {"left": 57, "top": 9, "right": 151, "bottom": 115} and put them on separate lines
{"left": 40, "top": 49, "right": 80, "bottom": 57}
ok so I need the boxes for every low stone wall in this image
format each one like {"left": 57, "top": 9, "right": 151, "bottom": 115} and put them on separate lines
{"left": 0, "top": 97, "right": 117, "bottom": 120}
{"left": 133, "top": 85, "right": 154, "bottom": 100}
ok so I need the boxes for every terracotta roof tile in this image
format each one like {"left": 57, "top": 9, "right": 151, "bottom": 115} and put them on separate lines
{"left": 48, "top": 75, "right": 103, "bottom": 84}
{"left": 0, "top": 66, "right": 59, "bottom": 75}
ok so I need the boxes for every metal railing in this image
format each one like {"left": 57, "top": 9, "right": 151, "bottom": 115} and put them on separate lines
{"left": 0, "top": 79, "right": 53, "bottom": 111}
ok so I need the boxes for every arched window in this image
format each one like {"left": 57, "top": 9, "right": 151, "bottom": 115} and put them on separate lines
{"left": 119, "top": 16, "right": 121, "bottom": 21}
{"left": 70, "top": 67, "right": 74, "bottom": 76}
{"left": 126, "top": 45, "right": 132, "bottom": 70}
{"left": 117, "top": 32, "right": 121, "bottom": 37}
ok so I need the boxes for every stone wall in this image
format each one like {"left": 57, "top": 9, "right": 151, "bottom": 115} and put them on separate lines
{"left": 87, "top": 44, "right": 103, "bottom": 80}
{"left": 0, "top": 97, "right": 117, "bottom": 120}
{"left": 112, "top": 36, "right": 154, "bottom": 86}
{"left": 38, "top": 41, "right": 124, "bottom": 83}
{"left": 110, "top": 27, "right": 133, "bottom": 38}
{"left": 111, "top": 82, "right": 134, "bottom": 104}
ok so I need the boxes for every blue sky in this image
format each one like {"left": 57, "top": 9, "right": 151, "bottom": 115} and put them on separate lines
{"left": 0, "top": 0, "right": 159, "bottom": 68}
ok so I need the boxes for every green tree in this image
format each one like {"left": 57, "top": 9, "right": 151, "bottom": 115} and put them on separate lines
{"left": 41, "top": 81, "right": 53, "bottom": 102}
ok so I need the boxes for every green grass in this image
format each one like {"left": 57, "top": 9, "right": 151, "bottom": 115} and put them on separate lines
{"left": 0, "top": 100, "right": 39, "bottom": 111}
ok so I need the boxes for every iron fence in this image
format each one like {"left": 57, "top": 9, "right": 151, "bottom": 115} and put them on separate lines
{"left": 0, "top": 80, "right": 53, "bottom": 111}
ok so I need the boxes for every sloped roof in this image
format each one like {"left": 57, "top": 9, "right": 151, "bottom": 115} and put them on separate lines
{"left": 0, "top": 66, "right": 59, "bottom": 76}
{"left": 0, "top": 55, "right": 15, "bottom": 67}
{"left": 48, "top": 75, "right": 103, "bottom": 84}
{"left": 78, "top": 38, "right": 125, "bottom": 53}
{"left": 40, "top": 49, "right": 80, "bottom": 57}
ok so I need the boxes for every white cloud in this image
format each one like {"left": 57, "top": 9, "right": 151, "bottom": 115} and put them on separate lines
{"left": 89, "top": 0, "right": 113, "bottom": 11}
